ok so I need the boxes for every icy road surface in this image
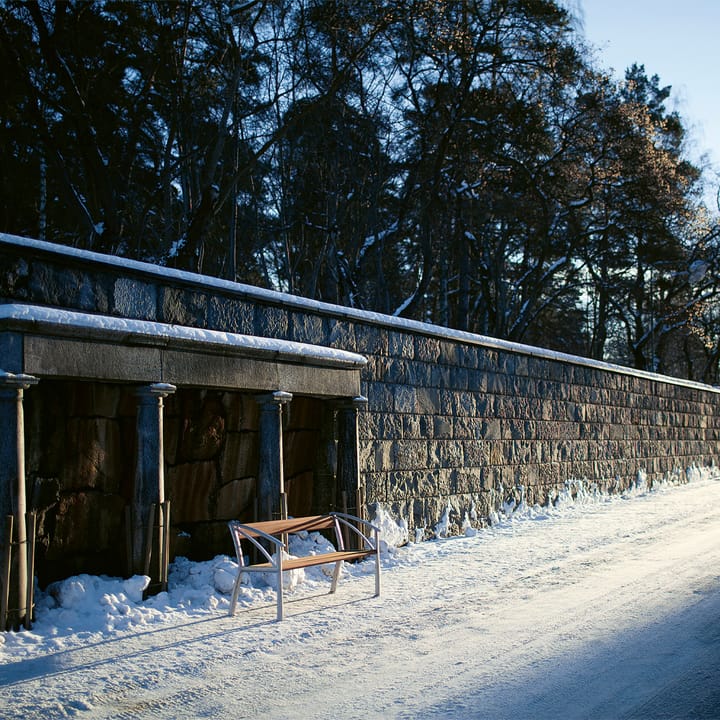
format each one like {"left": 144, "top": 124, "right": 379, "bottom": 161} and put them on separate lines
{"left": 1, "top": 472, "right": 719, "bottom": 719}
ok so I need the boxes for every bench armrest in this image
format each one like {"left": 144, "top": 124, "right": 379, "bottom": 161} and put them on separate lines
{"left": 330, "top": 512, "right": 381, "bottom": 551}
{"left": 228, "top": 521, "right": 285, "bottom": 566}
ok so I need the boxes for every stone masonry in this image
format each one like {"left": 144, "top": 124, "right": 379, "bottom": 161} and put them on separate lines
{"left": 1, "top": 233, "right": 719, "bottom": 582}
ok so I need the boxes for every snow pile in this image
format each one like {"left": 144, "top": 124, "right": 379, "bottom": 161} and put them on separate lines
{"left": 0, "top": 465, "right": 716, "bottom": 666}
{"left": 371, "top": 504, "right": 409, "bottom": 550}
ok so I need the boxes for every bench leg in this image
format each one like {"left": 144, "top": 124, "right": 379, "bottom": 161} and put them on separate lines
{"left": 374, "top": 548, "right": 381, "bottom": 597}
{"left": 330, "top": 561, "right": 343, "bottom": 593}
{"left": 276, "top": 569, "right": 284, "bottom": 621}
{"left": 229, "top": 572, "right": 242, "bottom": 617}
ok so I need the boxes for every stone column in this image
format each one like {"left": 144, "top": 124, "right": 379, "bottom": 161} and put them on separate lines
{"left": 132, "top": 383, "right": 176, "bottom": 577}
{"left": 255, "top": 391, "right": 292, "bottom": 521}
{"left": 0, "top": 371, "right": 38, "bottom": 628}
{"left": 336, "top": 396, "right": 368, "bottom": 519}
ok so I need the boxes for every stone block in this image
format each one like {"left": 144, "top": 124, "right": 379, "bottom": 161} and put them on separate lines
{"left": 221, "top": 431, "right": 258, "bottom": 482}
{"left": 480, "top": 419, "right": 502, "bottom": 440}
{"left": 221, "top": 393, "right": 259, "bottom": 432}
{"left": 388, "top": 331, "right": 414, "bottom": 359}
{"left": 216, "top": 476, "right": 256, "bottom": 519}
{"left": 208, "top": 296, "right": 254, "bottom": 334}
{"left": 78, "top": 273, "right": 110, "bottom": 313}
{"left": 67, "top": 382, "right": 123, "bottom": 418}
{"left": 463, "top": 440, "right": 489, "bottom": 466}
{"left": 393, "top": 385, "right": 416, "bottom": 414}
{"left": 29, "top": 265, "right": 83, "bottom": 308}
{"left": 414, "top": 336, "right": 441, "bottom": 363}
{"left": 286, "top": 470, "right": 314, "bottom": 516}
{"left": 394, "top": 439, "right": 429, "bottom": 470}
{"left": 405, "top": 362, "right": 432, "bottom": 386}
{"left": 430, "top": 440, "right": 464, "bottom": 468}
{"left": 434, "top": 416, "right": 453, "bottom": 439}
{"left": 363, "top": 471, "right": 388, "bottom": 503}
{"left": 354, "top": 323, "right": 388, "bottom": 355}
{"left": 165, "top": 460, "right": 217, "bottom": 522}
{"left": 414, "top": 387, "right": 441, "bottom": 414}
{"left": 113, "top": 277, "right": 157, "bottom": 320}
{"left": 160, "top": 286, "right": 208, "bottom": 326}
{"left": 467, "top": 370, "right": 488, "bottom": 393}
{"left": 373, "top": 440, "right": 394, "bottom": 472}
{"left": 51, "top": 490, "right": 125, "bottom": 555}
{"left": 0, "top": 256, "right": 29, "bottom": 298}
{"left": 377, "top": 413, "right": 404, "bottom": 440}
{"left": 325, "top": 317, "right": 356, "bottom": 350}
{"left": 62, "top": 417, "right": 122, "bottom": 492}
{"left": 255, "top": 305, "right": 289, "bottom": 338}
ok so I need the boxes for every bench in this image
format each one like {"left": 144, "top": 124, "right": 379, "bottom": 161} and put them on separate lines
{"left": 227, "top": 512, "right": 381, "bottom": 621}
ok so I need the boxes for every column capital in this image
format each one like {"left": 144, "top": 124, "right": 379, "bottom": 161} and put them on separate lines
{"left": 336, "top": 395, "right": 368, "bottom": 410}
{"left": 255, "top": 390, "right": 293, "bottom": 406}
{"left": 0, "top": 371, "right": 39, "bottom": 391}
{"left": 135, "top": 382, "right": 177, "bottom": 400}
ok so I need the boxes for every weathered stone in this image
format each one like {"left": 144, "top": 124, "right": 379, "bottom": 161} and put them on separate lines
{"left": 388, "top": 332, "right": 414, "bottom": 359}
{"left": 414, "top": 336, "right": 441, "bottom": 363}
{"left": 176, "top": 392, "right": 226, "bottom": 462}
{"left": 208, "top": 296, "right": 254, "bottom": 334}
{"left": 166, "top": 461, "right": 217, "bottom": 522}
{"left": 216, "top": 477, "right": 256, "bottom": 520}
{"left": 113, "top": 277, "right": 157, "bottom": 320}
{"left": 290, "top": 312, "right": 324, "bottom": 344}
{"left": 325, "top": 317, "right": 355, "bottom": 350}
{"left": 286, "top": 470, "right": 314, "bottom": 516}
{"left": 63, "top": 418, "right": 122, "bottom": 492}
{"left": 160, "top": 287, "right": 208, "bottom": 326}
{"left": 221, "top": 432, "right": 258, "bottom": 482}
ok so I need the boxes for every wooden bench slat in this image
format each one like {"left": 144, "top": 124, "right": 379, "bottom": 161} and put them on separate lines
{"left": 238, "top": 549, "right": 374, "bottom": 572}
{"left": 233, "top": 515, "right": 336, "bottom": 538}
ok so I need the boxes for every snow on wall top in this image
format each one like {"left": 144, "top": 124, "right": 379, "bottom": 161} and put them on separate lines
{"left": 0, "top": 303, "right": 367, "bottom": 369}
{"left": 2, "top": 232, "right": 719, "bottom": 394}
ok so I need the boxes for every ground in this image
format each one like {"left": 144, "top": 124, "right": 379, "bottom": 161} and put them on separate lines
{"left": 1, "top": 470, "right": 719, "bottom": 719}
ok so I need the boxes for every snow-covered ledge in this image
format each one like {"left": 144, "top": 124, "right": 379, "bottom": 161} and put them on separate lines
{"left": 2, "top": 232, "right": 718, "bottom": 394}
{"left": 0, "top": 304, "right": 366, "bottom": 397}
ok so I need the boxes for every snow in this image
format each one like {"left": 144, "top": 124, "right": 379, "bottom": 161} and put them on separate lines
{"left": 4, "top": 232, "right": 719, "bottom": 394}
{"left": 0, "top": 303, "right": 367, "bottom": 368}
{"left": 1, "top": 468, "right": 720, "bottom": 719}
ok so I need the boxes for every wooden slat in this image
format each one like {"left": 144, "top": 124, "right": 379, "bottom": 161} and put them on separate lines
{"left": 281, "top": 550, "right": 374, "bottom": 570}
{"left": 237, "top": 549, "right": 375, "bottom": 573}
{"left": 234, "top": 515, "right": 336, "bottom": 538}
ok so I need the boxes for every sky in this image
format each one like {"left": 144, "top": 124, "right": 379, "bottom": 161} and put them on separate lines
{"left": 573, "top": 0, "right": 720, "bottom": 207}
{"left": 0, "top": 468, "right": 719, "bottom": 718}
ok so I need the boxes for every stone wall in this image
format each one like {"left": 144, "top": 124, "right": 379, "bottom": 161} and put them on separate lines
{"left": 2, "top": 234, "right": 720, "bottom": 579}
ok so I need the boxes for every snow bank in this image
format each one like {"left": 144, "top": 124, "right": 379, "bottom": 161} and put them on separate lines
{"left": 0, "top": 465, "right": 716, "bottom": 665}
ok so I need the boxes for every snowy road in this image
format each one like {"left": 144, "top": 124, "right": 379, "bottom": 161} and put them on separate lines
{"left": 1, "top": 474, "right": 720, "bottom": 719}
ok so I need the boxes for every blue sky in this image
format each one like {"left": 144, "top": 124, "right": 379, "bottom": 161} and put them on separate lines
{"left": 573, "top": 0, "right": 720, "bottom": 206}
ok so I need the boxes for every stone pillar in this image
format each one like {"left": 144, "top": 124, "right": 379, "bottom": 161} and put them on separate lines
{"left": 0, "top": 371, "right": 38, "bottom": 628}
{"left": 255, "top": 391, "right": 292, "bottom": 521}
{"left": 336, "top": 396, "right": 368, "bottom": 519}
{"left": 132, "top": 383, "right": 176, "bottom": 577}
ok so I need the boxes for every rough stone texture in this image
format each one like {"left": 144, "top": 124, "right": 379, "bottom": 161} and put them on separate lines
{"left": 2, "top": 236, "right": 720, "bottom": 576}
{"left": 113, "top": 277, "right": 156, "bottom": 320}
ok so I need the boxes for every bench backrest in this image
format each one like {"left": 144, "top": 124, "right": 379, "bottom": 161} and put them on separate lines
{"left": 234, "top": 515, "right": 336, "bottom": 538}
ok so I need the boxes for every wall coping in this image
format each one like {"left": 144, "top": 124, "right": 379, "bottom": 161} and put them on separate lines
{"left": 0, "top": 303, "right": 367, "bottom": 370}
{"left": 3, "top": 232, "right": 719, "bottom": 395}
